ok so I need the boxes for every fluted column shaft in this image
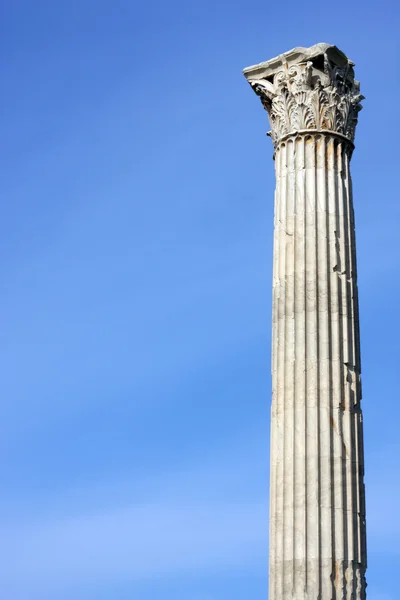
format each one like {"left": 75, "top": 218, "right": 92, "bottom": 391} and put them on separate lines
{"left": 269, "top": 132, "right": 366, "bottom": 599}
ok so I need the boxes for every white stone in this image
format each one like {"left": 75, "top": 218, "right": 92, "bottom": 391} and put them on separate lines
{"left": 244, "top": 44, "right": 367, "bottom": 599}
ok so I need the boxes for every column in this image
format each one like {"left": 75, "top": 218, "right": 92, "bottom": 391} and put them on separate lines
{"left": 243, "top": 44, "right": 367, "bottom": 599}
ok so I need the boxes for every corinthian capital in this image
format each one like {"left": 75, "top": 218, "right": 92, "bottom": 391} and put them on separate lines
{"left": 243, "top": 43, "right": 364, "bottom": 147}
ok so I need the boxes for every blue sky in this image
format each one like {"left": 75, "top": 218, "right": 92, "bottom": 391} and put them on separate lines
{"left": 1, "top": 1, "right": 399, "bottom": 599}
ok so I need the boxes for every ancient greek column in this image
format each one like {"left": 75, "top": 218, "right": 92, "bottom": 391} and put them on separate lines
{"left": 243, "top": 44, "right": 367, "bottom": 599}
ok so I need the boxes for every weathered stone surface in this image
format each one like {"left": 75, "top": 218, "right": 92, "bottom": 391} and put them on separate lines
{"left": 244, "top": 44, "right": 367, "bottom": 600}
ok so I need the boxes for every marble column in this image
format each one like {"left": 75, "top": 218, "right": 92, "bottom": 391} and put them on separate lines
{"left": 243, "top": 44, "right": 367, "bottom": 599}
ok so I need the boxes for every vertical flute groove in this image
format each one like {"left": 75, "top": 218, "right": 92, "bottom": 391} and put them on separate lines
{"left": 270, "top": 142, "right": 281, "bottom": 600}
{"left": 315, "top": 136, "right": 322, "bottom": 597}
{"left": 276, "top": 140, "right": 287, "bottom": 598}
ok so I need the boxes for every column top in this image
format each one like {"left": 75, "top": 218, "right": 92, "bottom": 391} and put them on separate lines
{"left": 243, "top": 43, "right": 363, "bottom": 148}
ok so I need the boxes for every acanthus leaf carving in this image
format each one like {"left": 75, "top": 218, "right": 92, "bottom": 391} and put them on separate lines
{"left": 251, "top": 53, "right": 363, "bottom": 146}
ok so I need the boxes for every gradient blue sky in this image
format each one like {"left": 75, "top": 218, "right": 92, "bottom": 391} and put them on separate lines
{"left": 1, "top": 2, "right": 399, "bottom": 599}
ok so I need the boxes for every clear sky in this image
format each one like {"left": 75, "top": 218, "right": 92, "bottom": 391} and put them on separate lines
{"left": 1, "top": 1, "right": 399, "bottom": 599}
